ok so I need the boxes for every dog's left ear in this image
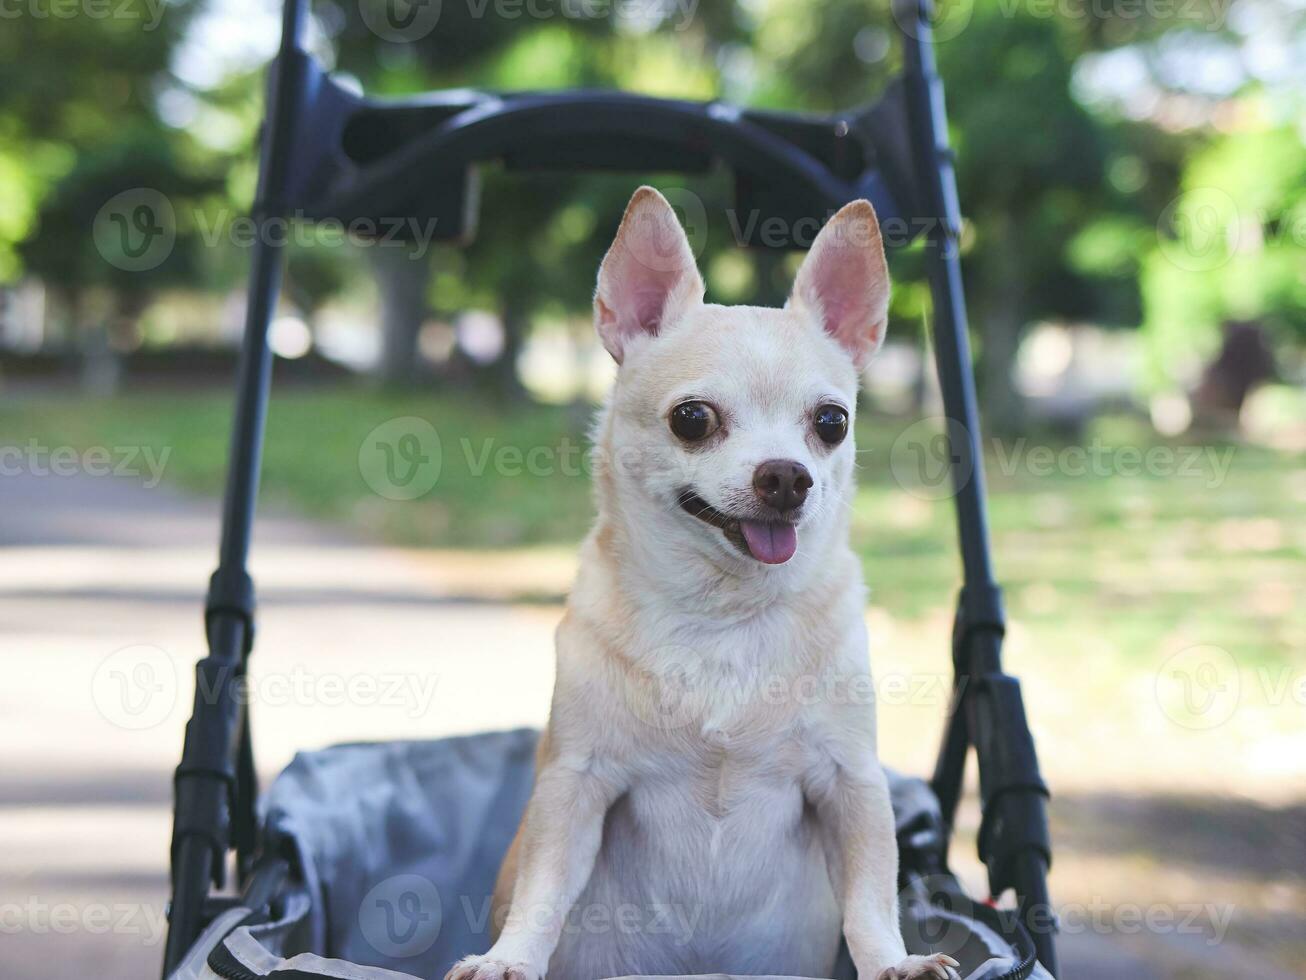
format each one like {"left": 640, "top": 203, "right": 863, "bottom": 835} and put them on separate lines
{"left": 789, "top": 199, "right": 890, "bottom": 369}
{"left": 594, "top": 186, "right": 705, "bottom": 363}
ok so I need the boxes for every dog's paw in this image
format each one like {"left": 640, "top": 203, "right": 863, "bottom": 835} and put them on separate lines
{"left": 874, "top": 952, "right": 961, "bottom": 980}
{"left": 443, "top": 954, "right": 541, "bottom": 980}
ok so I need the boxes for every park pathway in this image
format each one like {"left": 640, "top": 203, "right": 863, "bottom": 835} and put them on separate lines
{"left": 2, "top": 468, "right": 564, "bottom": 979}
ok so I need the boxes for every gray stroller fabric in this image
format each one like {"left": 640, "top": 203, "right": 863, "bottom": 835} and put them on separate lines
{"left": 262, "top": 729, "right": 540, "bottom": 970}
{"left": 172, "top": 730, "right": 1047, "bottom": 980}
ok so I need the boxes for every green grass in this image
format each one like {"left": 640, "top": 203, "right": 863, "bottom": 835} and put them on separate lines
{"left": 0, "top": 387, "right": 599, "bottom": 547}
{"left": 854, "top": 412, "right": 1303, "bottom": 672}
{"left": 3, "top": 385, "right": 1301, "bottom": 672}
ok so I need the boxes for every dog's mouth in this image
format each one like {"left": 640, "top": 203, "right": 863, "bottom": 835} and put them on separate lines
{"left": 677, "top": 490, "right": 798, "bottom": 565}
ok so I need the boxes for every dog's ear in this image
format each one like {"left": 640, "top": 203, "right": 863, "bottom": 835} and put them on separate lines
{"left": 789, "top": 199, "right": 890, "bottom": 369}
{"left": 594, "top": 186, "right": 705, "bottom": 363}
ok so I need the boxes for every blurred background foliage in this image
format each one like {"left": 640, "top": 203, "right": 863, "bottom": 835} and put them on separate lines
{"left": 0, "top": 0, "right": 1302, "bottom": 426}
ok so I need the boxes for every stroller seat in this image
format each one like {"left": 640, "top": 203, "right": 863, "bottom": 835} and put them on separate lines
{"left": 170, "top": 731, "right": 1046, "bottom": 980}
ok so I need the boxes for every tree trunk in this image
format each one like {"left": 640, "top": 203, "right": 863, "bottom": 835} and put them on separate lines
{"left": 81, "top": 318, "right": 122, "bottom": 396}
{"left": 487, "top": 294, "right": 529, "bottom": 400}
{"left": 79, "top": 290, "right": 143, "bottom": 397}
{"left": 975, "top": 220, "right": 1026, "bottom": 437}
{"left": 371, "top": 247, "right": 431, "bottom": 386}
{"left": 978, "top": 298, "right": 1024, "bottom": 437}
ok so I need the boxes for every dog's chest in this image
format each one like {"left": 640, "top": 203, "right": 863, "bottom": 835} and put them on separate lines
{"left": 569, "top": 728, "right": 839, "bottom": 977}
{"left": 619, "top": 697, "right": 820, "bottom": 834}
{"left": 616, "top": 619, "right": 843, "bottom": 818}
{"left": 688, "top": 722, "right": 807, "bottom": 819}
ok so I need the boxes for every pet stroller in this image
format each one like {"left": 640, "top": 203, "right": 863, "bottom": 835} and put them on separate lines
{"left": 161, "top": 0, "right": 1058, "bottom": 976}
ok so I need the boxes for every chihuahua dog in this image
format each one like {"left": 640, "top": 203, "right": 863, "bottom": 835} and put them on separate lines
{"left": 445, "top": 188, "right": 959, "bottom": 980}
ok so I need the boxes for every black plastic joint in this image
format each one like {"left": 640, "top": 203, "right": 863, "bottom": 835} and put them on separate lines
{"left": 969, "top": 675, "right": 1048, "bottom": 799}
{"left": 978, "top": 789, "right": 1052, "bottom": 898}
{"left": 967, "top": 673, "right": 1051, "bottom": 895}
{"left": 205, "top": 567, "right": 257, "bottom": 654}
{"left": 169, "top": 824, "right": 231, "bottom": 889}
{"left": 169, "top": 655, "right": 247, "bottom": 889}
{"left": 954, "top": 583, "right": 1005, "bottom": 647}
{"left": 170, "top": 767, "right": 235, "bottom": 889}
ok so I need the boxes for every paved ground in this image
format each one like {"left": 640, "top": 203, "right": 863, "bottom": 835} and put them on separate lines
{"left": 1, "top": 466, "right": 1299, "bottom": 979}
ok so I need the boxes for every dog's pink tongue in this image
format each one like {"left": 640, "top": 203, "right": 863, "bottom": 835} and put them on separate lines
{"left": 739, "top": 521, "right": 798, "bottom": 564}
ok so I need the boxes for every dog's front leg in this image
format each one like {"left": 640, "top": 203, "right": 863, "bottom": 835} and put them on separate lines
{"left": 810, "top": 762, "right": 960, "bottom": 980}
{"left": 445, "top": 759, "right": 613, "bottom": 980}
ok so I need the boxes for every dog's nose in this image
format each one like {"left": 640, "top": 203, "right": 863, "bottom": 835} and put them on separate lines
{"left": 753, "top": 459, "right": 813, "bottom": 513}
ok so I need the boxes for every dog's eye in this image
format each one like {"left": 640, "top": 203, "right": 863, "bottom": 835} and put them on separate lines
{"left": 669, "top": 401, "right": 720, "bottom": 442}
{"left": 814, "top": 405, "right": 849, "bottom": 445}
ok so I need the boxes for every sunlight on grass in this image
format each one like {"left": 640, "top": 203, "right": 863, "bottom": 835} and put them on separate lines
{"left": 3, "top": 388, "right": 1301, "bottom": 684}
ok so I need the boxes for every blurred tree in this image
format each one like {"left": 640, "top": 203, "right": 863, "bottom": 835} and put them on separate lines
{"left": 284, "top": 236, "right": 357, "bottom": 347}
{"left": 6, "top": 0, "right": 1299, "bottom": 417}
{"left": 1070, "top": 0, "right": 1306, "bottom": 393}
{"left": 322, "top": 3, "right": 615, "bottom": 385}
{"left": 20, "top": 131, "right": 219, "bottom": 389}
{"left": 745, "top": 0, "right": 1144, "bottom": 431}
{"left": 1142, "top": 122, "right": 1306, "bottom": 391}
{"left": 371, "top": 244, "right": 430, "bottom": 385}
{"left": 321, "top": 0, "right": 741, "bottom": 387}
{"left": 0, "top": 0, "right": 206, "bottom": 386}
{"left": 932, "top": 2, "right": 1154, "bottom": 432}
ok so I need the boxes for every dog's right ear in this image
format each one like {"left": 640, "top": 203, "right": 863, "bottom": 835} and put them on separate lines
{"left": 594, "top": 186, "right": 705, "bottom": 363}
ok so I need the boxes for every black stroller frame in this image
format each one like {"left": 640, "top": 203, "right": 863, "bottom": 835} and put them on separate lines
{"left": 161, "top": 0, "right": 1057, "bottom": 975}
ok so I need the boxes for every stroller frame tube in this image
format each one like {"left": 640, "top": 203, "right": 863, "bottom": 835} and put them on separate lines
{"left": 161, "top": 0, "right": 307, "bottom": 972}
{"left": 161, "top": 0, "right": 1057, "bottom": 974}
{"left": 899, "top": 4, "right": 1055, "bottom": 970}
